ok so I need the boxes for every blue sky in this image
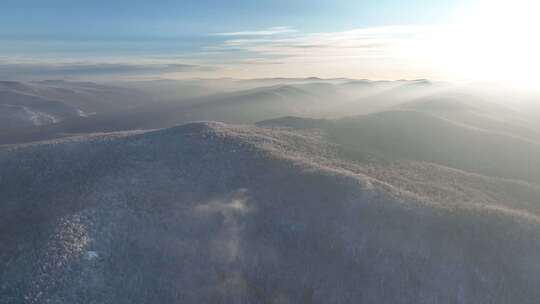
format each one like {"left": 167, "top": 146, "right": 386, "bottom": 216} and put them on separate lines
{"left": 1, "top": 0, "right": 470, "bottom": 38}
{"left": 8, "top": 0, "right": 535, "bottom": 82}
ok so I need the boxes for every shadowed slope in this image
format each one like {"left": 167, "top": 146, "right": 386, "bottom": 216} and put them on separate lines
{"left": 260, "top": 110, "right": 540, "bottom": 184}
{"left": 0, "top": 91, "right": 81, "bottom": 128}
{"left": 0, "top": 80, "right": 150, "bottom": 131}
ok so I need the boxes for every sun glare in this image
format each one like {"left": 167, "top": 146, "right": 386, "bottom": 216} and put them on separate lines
{"left": 432, "top": 0, "right": 540, "bottom": 88}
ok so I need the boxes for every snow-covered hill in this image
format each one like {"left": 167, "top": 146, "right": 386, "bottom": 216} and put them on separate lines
{"left": 1, "top": 122, "right": 539, "bottom": 303}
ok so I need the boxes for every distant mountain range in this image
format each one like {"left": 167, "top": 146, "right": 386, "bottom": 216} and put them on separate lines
{"left": 0, "top": 80, "right": 150, "bottom": 130}
{"left": 4, "top": 78, "right": 539, "bottom": 145}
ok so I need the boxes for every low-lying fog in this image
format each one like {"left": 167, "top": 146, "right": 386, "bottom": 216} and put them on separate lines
{"left": 1, "top": 78, "right": 539, "bottom": 144}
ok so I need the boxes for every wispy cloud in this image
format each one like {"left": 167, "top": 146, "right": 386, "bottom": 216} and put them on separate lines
{"left": 0, "top": 62, "right": 217, "bottom": 80}
{"left": 0, "top": 25, "right": 436, "bottom": 80}
{"left": 215, "top": 26, "right": 297, "bottom": 37}
{"left": 214, "top": 26, "right": 430, "bottom": 63}
{"left": 199, "top": 25, "right": 441, "bottom": 79}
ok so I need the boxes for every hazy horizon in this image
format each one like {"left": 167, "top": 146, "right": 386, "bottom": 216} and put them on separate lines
{"left": 2, "top": 0, "right": 539, "bottom": 89}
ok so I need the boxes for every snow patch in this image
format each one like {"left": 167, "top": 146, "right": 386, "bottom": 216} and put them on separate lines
{"left": 85, "top": 251, "right": 99, "bottom": 261}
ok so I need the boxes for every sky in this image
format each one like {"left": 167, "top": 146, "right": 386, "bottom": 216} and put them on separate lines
{"left": 1, "top": 0, "right": 539, "bottom": 86}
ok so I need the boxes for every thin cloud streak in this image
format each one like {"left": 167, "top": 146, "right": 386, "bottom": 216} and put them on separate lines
{"left": 215, "top": 26, "right": 297, "bottom": 37}
{"left": 0, "top": 26, "right": 444, "bottom": 80}
{"left": 199, "top": 25, "right": 445, "bottom": 80}
{"left": 0, "top": 62, "right": 218, "bottom": 80}
{"left": 213, "top": 25, "right": 433, "bottom": 64}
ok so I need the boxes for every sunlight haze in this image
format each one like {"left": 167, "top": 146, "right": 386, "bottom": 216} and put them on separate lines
{"left": 2, "top": 0, "right": 537, "bottom": 88}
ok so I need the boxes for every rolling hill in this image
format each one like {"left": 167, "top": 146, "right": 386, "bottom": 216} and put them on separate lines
{"left": 1, "top": 122, "right": 539, "bottom": 303}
